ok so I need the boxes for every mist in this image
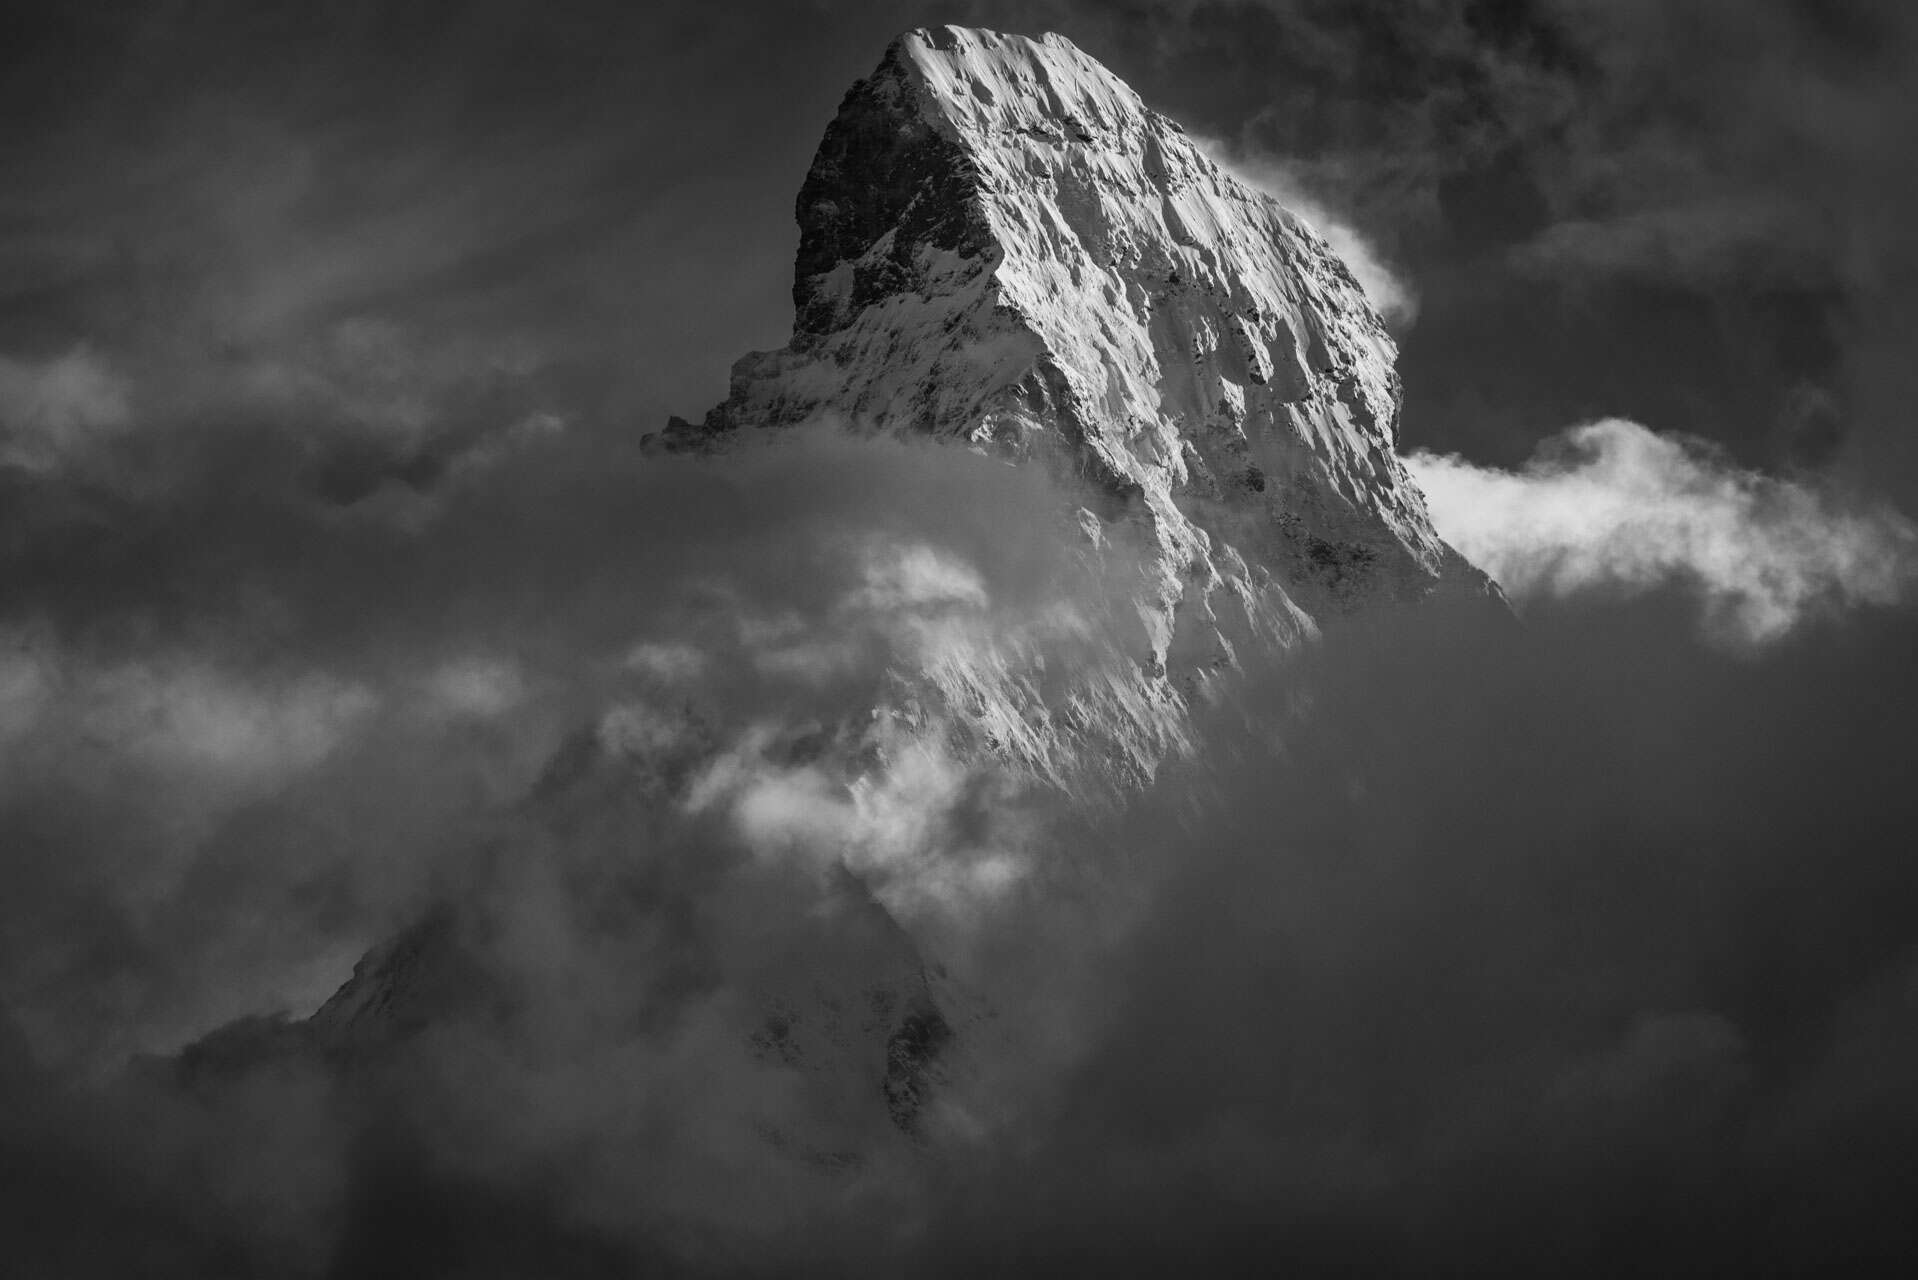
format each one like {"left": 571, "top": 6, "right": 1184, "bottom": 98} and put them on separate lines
{"left": 6, "top": 415, "right": 1917, "bottom": 1274}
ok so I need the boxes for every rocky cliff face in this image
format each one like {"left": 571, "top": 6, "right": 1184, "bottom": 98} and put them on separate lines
{"left": 657, "top": 25, "right": 1493, "bottom": 671}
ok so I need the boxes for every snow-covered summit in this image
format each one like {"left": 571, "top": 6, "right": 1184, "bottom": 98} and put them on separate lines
{"left": 659, "top": 25, "right": 1495, "bottom": 673}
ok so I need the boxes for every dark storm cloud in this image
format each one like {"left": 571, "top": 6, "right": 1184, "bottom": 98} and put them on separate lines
{"left": 892, "top": 600, "right": 1918, "bottom": 1275}
{"left": 0, "top": 403, "right": 1132, "bottom": 1274}
{"left": 19, "top": 593, "right": 1915, "bottom": 1277}
{"left": 8, "top": 409, "right": 1918, "bottom": 1275}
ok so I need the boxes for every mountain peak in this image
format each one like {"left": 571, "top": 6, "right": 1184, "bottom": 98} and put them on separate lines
{"left": 171, "top": 28, "right": 1509, "bottom": 1197}
{"left": 890, "top": 25, "right": 1144, "bottom": 128}
{"left": 656, "top": 26, "right": 1495, "bottom": 674}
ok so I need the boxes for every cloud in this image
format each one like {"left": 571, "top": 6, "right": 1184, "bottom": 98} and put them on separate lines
{"left": 0, "top": 637, "right": 377, "bottom": 794}
{"left": 0, "top": 422, "right": 1099, "bottom": 1073}
{"left": 6, "top": 416, "right": 1918, "bottom": 1273}
{"left": 0, "top": 345, "right": 133, "bottom": 472}
{"left": 624, "top": 639, "right": 708, "bottom": 684}
{"left": 1507, "top": 196, "right": 1832, "bottom": 288}
{"left": 1408, "top": 418, "right": 1918, "bottom": 643}
{"left": 418, "top": 655, "right": 528, "bottom": 721}
{"left": 87, "top": 663, "right": 376, "bottom": 784}
{"left": 0, "top": 631, "right": 55, "bottom": 748}
{"left": 1195, "top": 138, "right": 1421, "bottom": 326}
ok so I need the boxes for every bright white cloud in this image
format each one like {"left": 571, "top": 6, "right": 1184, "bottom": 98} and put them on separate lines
{"left": 1408, "top": 418, "right": 1918, "bottom": 644}
{"left": 849, "top": 542, "right": 989, "bottom": 614}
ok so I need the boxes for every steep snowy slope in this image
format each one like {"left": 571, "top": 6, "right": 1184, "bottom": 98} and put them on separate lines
{"left": 656, "top": 25, "right": 1494, "bottom": 677}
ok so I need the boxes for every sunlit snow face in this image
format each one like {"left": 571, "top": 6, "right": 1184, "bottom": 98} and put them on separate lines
{"left": 1196, "top": 138, "right": 1421, "bottom": 327}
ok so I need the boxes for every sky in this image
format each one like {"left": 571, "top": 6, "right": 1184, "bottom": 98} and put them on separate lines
{"left": 5, "top": 1, "right": 1918, "bottom": 1275}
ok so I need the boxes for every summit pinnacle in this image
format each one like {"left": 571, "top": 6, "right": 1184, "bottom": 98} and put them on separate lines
{"left": 657, "top": 25, "right": 1496, "bottom": 676}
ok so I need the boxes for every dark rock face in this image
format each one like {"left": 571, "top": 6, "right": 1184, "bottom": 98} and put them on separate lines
{"left": 792, "top": 43, "right": 996, "bottom": 341}
{"left": 305, "top": 909, "right": 497, "bottom": 1056}
{"left": 882, "top": 1006, "right": 954, "bottom": 1136}
{"left": 162, "top": 909, "right": 504, "bottom": 1089}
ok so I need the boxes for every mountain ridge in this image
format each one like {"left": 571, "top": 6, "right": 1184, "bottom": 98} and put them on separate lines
{"left": 175, "top": 22, "right": 1501, "bottom": 1171}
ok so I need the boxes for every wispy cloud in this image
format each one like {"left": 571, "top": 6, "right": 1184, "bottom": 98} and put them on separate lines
{"left": 1408, "top": 418, "right": 1918, "bottom": 643}
{"left": 0, "top": 345, "right": 133, "bottom": 473}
